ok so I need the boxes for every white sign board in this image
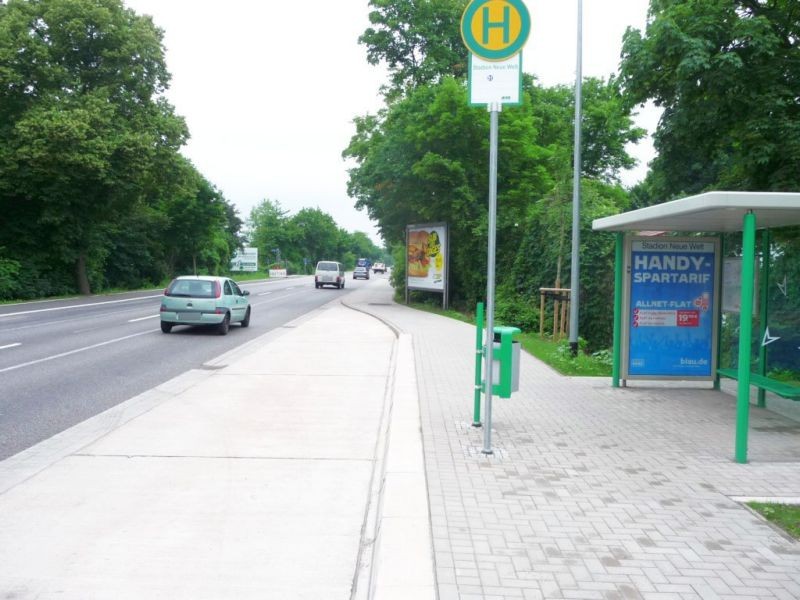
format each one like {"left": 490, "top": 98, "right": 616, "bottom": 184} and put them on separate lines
{"left": 230, "top": 247, "right": 258, "bottom": 272}
{"left": 468, "top": 53, "right": 522, "bottom": 106}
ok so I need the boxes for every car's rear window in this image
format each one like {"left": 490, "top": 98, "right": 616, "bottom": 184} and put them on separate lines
{"left": 316, "top": 262, "right": 338, "bottom": 271}
{"left": 166, "top": 279, "right": 217, "bottom": 298}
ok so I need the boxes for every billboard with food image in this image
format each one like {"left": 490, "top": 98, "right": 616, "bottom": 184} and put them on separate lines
{"left": 406, "top": 223, "right": 447, "bottom": 292}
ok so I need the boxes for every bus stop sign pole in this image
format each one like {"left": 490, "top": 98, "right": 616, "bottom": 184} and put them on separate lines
{"left": 460, "top": 0, "right": 530, "bottom": 455}
{"left": 482, "top": 103, "right": 500, "bottom": 455}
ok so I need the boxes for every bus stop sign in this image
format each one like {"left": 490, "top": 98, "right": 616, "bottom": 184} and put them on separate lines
{"left": 461, "top": 0, "right": 531, "bottom": 61}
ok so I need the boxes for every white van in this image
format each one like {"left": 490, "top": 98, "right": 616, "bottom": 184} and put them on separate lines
{"left": 314, "top": 261, "right": 345, "bottom": 289}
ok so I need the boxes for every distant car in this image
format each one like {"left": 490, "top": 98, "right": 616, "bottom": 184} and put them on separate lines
{"left": 160, "top": 276, "right": 250, "bottom": 335}
{"left": 315, "top": 261, "right": 345, "bottom": 289}
{"left": 372, "top": 263, "right": 386, "bottom": 274}
{"left": 353, "top": 266, "right": 370, "bottom": 280}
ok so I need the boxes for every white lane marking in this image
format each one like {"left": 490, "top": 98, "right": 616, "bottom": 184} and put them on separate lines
{"left": 258, "top": 291, "right": 273, "bottom": 296}
{"left": 0, "top": 343, "right": 21, "bottom": 350}
{"left": 286, "top": 286, "right": 295, "bottom": 290}
{"left": 0, "top": 294, "right": 162, "bottom": 318}
{"left": 0, "top": 330, "right": 155, "bottom": 374}
{"left": 128, "top": 315, "right": 160, "bottom": 323}
{"left": 249, "top": 289, "right": 310, "bottom": 308}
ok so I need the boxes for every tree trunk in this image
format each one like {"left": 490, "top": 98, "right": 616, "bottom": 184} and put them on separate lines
{"left": 555, "top": 186, "right": 567, "bottom": 289}
{"left": 76, "top": 254, "right": 91, "bottom": 295}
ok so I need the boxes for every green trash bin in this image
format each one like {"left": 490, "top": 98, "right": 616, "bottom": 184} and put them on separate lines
{"left": 487, "top": 326, "right": 521, "bottom": 398}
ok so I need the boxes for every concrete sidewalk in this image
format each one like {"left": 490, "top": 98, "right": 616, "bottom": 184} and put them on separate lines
{"left": 2, "top": 278, "right": 800, "bottom": 599}
{"left": 0, "top": 288, "right": 434, "bottom": 599}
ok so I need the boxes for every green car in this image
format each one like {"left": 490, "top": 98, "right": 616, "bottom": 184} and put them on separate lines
{"left": 160, "top": 276, "right": 251, "bottom": 335}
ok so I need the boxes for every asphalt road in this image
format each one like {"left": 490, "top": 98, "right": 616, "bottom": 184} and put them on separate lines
{"left": 0, "top": 274, "right": 380, "bottom": 461}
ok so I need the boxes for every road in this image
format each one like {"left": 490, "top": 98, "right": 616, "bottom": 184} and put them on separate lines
{"left": 0, "top": 274, "right": 381, "bottom": 460}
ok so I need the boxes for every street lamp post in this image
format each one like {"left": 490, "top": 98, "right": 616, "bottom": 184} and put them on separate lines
{"left": 569, "top": 0, "right": 583, "bottom": 357}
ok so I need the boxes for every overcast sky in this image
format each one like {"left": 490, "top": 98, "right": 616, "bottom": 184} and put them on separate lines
{"left": 122, "top": 0, "right": 656, "bottom": 244}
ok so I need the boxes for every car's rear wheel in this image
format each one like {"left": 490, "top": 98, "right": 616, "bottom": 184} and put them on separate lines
{"left": 160, "top": 321, "right": 172, "bottom": 333}
{"left": 218, "top": 312, "right": 230, "bottom": 335}
{"left": 241, "top": 307, "right": 251, "bottom": 327}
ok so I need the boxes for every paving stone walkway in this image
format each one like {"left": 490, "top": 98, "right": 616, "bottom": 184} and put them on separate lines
{"left": 353, "top": 282, "right": 800, "bottom": 600}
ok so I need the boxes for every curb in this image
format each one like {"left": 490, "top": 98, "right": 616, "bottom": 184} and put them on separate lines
{"left": 341, "top": 292, "right": 436, "bottom": 600}
{"left": 367, "top": 334, "right": 436, "bottom": 600}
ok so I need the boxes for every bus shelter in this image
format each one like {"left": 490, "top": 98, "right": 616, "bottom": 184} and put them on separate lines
{"left": 592, "top": 191, "right": 800, "bottom": 463}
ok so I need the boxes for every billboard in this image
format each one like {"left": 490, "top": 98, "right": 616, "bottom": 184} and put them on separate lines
{"left": 230, "top": 247, "right": 258, "bottom": 272}
{"left": 406, "top": 223, "right": 447, "bottom": 293}
{"left": 623, "top": 237, "right": 719, "bottom": 379}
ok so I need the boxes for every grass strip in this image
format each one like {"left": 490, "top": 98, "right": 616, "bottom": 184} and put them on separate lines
{"left": 408, "top": 301, "right": 612, "bottom": 377}
{"left": 747, "top": 502, "right": 800, "bottom": 539}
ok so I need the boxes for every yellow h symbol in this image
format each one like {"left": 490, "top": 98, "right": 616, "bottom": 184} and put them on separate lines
{"left": 482, "top": 5, "right": 510, "bottom": 45}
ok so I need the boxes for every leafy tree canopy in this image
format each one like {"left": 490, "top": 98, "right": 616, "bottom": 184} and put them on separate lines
{"left": 344, "top": 76, "right": 639, "bottom": 340}
{"left": 360, "top": 0, "right": 468, "bottom": 97}
{"left": 247, "top": 200, "right": 384, "bottom": 272}
{"left": 620, "top": 0, "right": 800, "bottom": 197}
{"left": 0, "top": 0, "right": 192, "bottom": 294}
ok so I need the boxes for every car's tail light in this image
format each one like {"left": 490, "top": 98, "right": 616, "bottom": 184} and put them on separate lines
{"left": 214, "top": 281, "right": 222, "bottom": 298}
{"left": 160, "top": 304, "right": 166, "bottom": 312}
{"left": 214, "top": 308, "right": 225, "bottom": 314}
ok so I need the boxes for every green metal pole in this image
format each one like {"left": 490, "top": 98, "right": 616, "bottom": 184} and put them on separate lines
{"left": 473, "top": 302, "right": 484, "bottom": 427}
{"left": 714, "top": 235, "right": 724, "bottom": 391}
{"left": 612, "top": 232, "right": 624, "bottom": 387}
{"left": 757, "top": 229, "right": 770, "bottom": 408}
{"left": 735, "top": 212, "right": 757, "bottom": 464}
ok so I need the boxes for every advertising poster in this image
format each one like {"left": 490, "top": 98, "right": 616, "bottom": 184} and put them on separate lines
{"left": 626, "top": 237, "right": 719, "bottom": 378}
{"left": 406, "top": 224, "right": 447, "bottom": 292}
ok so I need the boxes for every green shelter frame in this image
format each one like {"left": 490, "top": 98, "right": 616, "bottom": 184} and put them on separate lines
{"left": 593, "top": 191, "right": 800, "bottom": 464}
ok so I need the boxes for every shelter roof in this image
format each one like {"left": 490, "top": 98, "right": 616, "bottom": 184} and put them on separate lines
{"left": 592, "top": 191, "right": 800, "bottom": 233}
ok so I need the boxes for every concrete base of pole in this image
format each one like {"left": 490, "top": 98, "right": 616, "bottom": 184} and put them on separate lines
{"left": 481, "top": 449, "right": 494, "bottom": 455}
{"left": 471, "top": 422, "right": 482, "bottom": 428}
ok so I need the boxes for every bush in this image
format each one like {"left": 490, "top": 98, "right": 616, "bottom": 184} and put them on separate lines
{"left": 0, "top": 256, "right": 20, "bottom": 300}
{"left": 494, "top": 289, "right": 538, "bottom": 332}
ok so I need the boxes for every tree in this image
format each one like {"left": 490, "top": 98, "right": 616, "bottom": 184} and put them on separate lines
{"left": 344, "top": 76, "right": 641, "bottom": 339}
{"left": 247, "top": 201, "right": 380, "bottom": 273}
{"left": 620, "top": 0, "right": 800, "bottom": 197}
{"left": 359, "top": 0, "right": 468, "bottom": 97}
{"left": 289, "top": 207, "right": 345, "bottom": 267}
{"left": 0, "top": 0, "right": 188, "bottom": 293}
{"left": 347, "top": 231, "right": 384, "bottom": 262}
{"left": 248, "top": 199, "right": 292, "bottom": 269}
{"left": 161, "top": 164, "right": 239, "bottom": 276}
{"left": 511, "top": 180, "right": 630, "bottom": 348}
